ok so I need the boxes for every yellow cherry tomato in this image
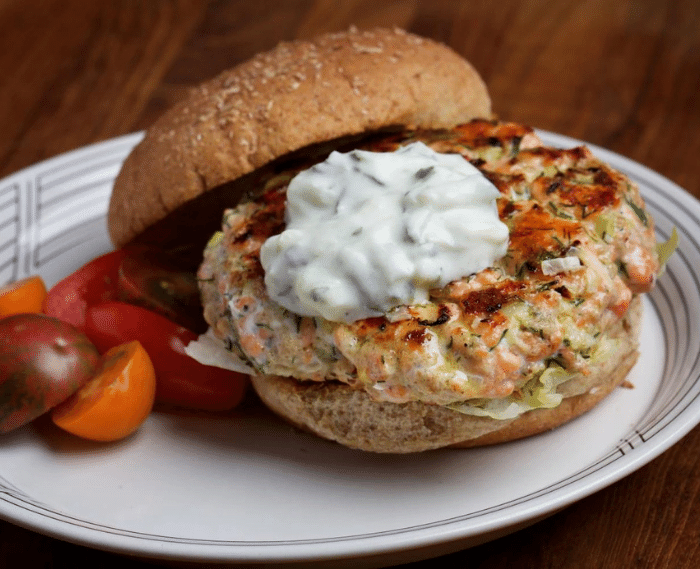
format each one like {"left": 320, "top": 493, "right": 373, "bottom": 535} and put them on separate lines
{"left": 0, "top": 276, "right": 47, "bottom": 317}
{"left": 51, "top": 340, "right": 156, "bottom": 442}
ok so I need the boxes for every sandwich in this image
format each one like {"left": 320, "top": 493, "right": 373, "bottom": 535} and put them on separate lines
{"left": 107, "top": 27, "right": 661, "bottom": 453}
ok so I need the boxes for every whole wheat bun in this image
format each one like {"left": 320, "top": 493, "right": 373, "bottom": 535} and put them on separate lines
{"left": 251, "top": 296, "right": 642, "bottom": 453}
{"left": 108, "top": 27, "right": 491, "bottom": 248}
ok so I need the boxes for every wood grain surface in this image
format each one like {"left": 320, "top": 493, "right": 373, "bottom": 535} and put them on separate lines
{"left": 1, "top": 1, "right": 699, "bottom": 567}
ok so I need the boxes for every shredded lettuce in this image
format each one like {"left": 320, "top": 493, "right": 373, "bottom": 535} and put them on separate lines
{"left": 447, "top": 364, "right": 572, "bottom": 420}
{"left": 594, "top": 214, "right": 616, "bottom": 241}
{"left": 447, "top": 336, "right": 621, "bottom": 420}
{"left": 656, "top": 227, "right": 679, "bottom": 274}
{"left": 205, "top": 230, "right": 224, "bottom": 250}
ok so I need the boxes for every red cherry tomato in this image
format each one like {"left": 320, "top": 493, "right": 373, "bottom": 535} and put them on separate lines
{"left": 117, "top": 247, "right": 207, "bottom": 333}
{"left": 84, "top": 301, "right": 247, "bottom": 411}
{"left": 0, "top": 313, "right": 100, "bottom": 433}
{"left": 43, "top": 249, "right": 127, "bottom": 329}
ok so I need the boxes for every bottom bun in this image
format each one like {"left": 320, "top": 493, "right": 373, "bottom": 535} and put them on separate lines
{"left": 251, "top": 297, "right": 642, "bottom": 453}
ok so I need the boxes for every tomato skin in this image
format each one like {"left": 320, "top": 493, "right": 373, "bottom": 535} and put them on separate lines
{"left": 0, "top": 314, "right": 100, "bottom": 433}
{"left": 44, "top": 247, "right": 207, "bottom": 332}
{"left": 0, "top": 275, "right": 47, "bottom": 317}
{"left": 84, "top": 301, "right": 247, "bottom": 411}
{"left": 51, "top": 340, "right": 156, "bottom": 442}
{"left": 117, "top": 247, "right": 207, "bottom": 333}
{"left": 43, "top": 249, "right": 128, "bottom": 329}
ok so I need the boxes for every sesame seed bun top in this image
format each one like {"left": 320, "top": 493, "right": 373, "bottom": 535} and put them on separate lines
{"left": 107, "top": 27, "right": 492, "bottom": 247}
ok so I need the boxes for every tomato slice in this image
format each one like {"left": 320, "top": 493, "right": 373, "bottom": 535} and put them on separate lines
{"left": 51, "top": 340, "right": 156, "bottom": 441}
{"left": 84, "top": 301, "right": 247, "bottom": 411}
{"left": 117, "top": 247, "right": 207, "bottom": 333}
{"left": 43, "top": 249, "right": 128, "bottom": 329}
{"left": 0, "top": 275, "right": 47, "bottom": 317}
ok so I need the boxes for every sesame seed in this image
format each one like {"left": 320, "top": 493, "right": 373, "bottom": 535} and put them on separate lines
{"left": 351, "top": 42, "right": 383, "bottom": 54}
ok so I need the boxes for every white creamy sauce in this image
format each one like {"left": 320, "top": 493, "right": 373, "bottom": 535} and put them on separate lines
{"left": 260, "top": 142, "right": 509, "bottom": 323}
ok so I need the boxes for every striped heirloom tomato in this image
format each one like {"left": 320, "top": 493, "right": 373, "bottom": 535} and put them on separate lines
{"left": 0, "top": 314, "right": 100, "bottom": 433}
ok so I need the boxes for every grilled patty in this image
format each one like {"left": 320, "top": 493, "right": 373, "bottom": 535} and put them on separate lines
{"left": 198, "top": 120, "right": 658, "bottom": 411}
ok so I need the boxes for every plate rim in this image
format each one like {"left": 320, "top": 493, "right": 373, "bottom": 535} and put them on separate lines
{"left": 1, "top": 129, "right": 699, "bottom": 564}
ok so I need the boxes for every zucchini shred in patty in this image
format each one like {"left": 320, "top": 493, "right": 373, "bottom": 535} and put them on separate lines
{"left": 198, "top": 120, "right": 659, "bottom": 420}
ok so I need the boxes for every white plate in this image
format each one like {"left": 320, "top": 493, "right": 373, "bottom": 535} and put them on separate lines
{"left": 0, "top": 131, "right": 699, "bottom": 568}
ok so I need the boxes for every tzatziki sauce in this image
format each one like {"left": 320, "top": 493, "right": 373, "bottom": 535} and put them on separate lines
{"left": 260, "top": 141, "right": 509, "bottom": 323}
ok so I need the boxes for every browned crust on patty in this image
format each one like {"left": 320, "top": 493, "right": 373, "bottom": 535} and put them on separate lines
{"left": 108, "top": 27, "right": 492, "bottom": 247}
{"left": 250, "top": 296, "right": 643, "bottom": 453}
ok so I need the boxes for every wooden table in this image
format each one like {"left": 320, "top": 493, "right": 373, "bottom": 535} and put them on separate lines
{"left": 1, "top": 1, "right": 699, "bottom": 567}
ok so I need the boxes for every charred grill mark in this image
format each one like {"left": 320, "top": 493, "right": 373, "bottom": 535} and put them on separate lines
{"left": 243, "top": 256, "right": 266, "bottom": 279}
{"left": 546, "top": 180, "right": 562, "bottom": 194}
{"left": 233, "top": 229, "right": 252, "bottom": 243}
{"left": 453, "top": 120, "right": 535, "bottom": 148}
{"left": 461, "top": 281, "right": 525, "bottom": 315}
{"left": 521, "top": 145, "right": 589, "bottom": 163}
{"left": 353, "top": 316, "right": 390, "bottom": 336}
{"left": 499, "top": 200, "right": 518, "bottom": 217}
{"left": 570, "top": 146, "right": 588, "bottom": 160}
{"left": 247, "top": 187, "right": 288, "bottom": 240}
{"left": 418, "top": 305, "right": 451, "bottom": 326}
{"left": 555, "top": 285, "right": 572, "bottom": 298}
{"left": 558, "top": 184, "right": 618, "bottom": 213}
{"left": 404, "top": 328, "right": 428, "bottom": 346}
{"left": 483, "top": 171, "right": 518, "bottom": 194}
{"left": 593, "top": 169, "right": 615, "bottom": 186}
{"left": 508, "top": 204, "right": 580, "bottom": 268}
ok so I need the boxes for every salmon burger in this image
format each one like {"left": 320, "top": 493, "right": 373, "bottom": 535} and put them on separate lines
{"left": 108, "top": 28, "right": 663, "bottom": 452}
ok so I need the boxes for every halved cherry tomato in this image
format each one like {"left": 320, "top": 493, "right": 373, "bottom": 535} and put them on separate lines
{"left": 43, "top": 249, "right": 128, "bottom": 329}
{"left": 0, "top": 275, "right": 47, "bottom": 317}
{"left": 0, "top": 313, "right": 100, "bottom": 433}
{"left": 117, "top": 247, "right": 207, "bottom": 333}
{"left": 84, "top": 301, "right": 247, "bottom": 411}
{"left": 51, "top": 340, "right": 156, "bottom": 441}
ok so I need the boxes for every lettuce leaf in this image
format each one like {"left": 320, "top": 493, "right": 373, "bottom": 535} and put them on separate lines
{"left": 656, "top": 227, "right": 679, "bottom": 273}
{"left": 447, "top": 336, "right": 620, "bottom": 420}
{"left": 447, "top": 364, "right": 571, "bottom": 420}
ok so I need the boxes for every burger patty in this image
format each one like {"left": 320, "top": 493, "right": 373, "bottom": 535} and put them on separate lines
{"left": 198, "top": 119, "right": 659, "bottom": 410}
